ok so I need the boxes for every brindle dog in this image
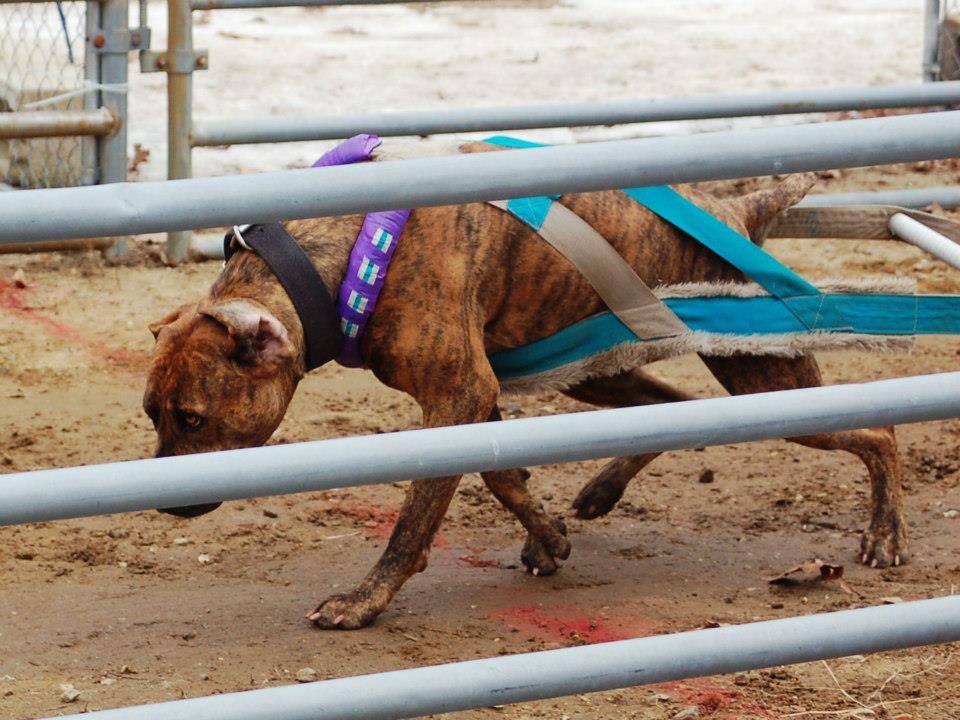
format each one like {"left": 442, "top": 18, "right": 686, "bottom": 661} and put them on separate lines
{"left": 144, "top": 150, "right": 905, "bottom": 629}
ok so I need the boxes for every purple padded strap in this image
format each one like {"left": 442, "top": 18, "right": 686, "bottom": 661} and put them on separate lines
{"left": 310, "top": 134, "right": 413, "bottom": 368}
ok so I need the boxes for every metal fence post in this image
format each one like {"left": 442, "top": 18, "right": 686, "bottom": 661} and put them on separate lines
{"left": 98, "top": 0, "right": 129, "bottom": 255}
{"left": 924, "top": 0, "right": 942, "bottom": 80}
{"left": 81, "top": 1, "right": 101, "bottom": 186}
{"left": 165, "top": 0, "right": 194, "bottom": 263}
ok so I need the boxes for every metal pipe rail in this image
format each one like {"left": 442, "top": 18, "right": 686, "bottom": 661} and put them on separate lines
{"left": 191, "top": 81, "right": 960, "bottom": 146}
{"left": 2, "top": 372, "right": 960, "bottom": 526}
{"left": 0, "top": 108, "right": 117, "bottom": 139}
{"left": 1, "top": 111, "right": 959, "bottom": 244}
{"left": 800, "top": 185, "right": 960, "bottom": 209}
{"left": 45, "top": 596, "right": 960, "bottom": 720}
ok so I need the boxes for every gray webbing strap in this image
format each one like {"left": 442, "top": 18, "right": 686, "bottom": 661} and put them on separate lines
{"left": 489, "top": 200, "right": 687, "bottom": 340}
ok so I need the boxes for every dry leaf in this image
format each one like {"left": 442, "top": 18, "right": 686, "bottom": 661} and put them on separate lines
{"left": 768, "top": 558, "right": 844, "bottom": 585}
{"left": 127, "top": 143, "right": 151, "bottom": 176}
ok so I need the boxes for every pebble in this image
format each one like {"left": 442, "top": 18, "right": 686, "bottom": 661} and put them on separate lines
{"left": 943, "top": 509, "right": 958, "bottom": 519}
{"left": 173, "top": 537, "right": 192, "bottom": 545}
{"left": 59, "top": 683, "right": 81, "bottom": 703}
{"left": 197, "top": 554, "right": 213, "bottom": 565}
{"left": 697, "top": 469, "right": 715, "bottom": 484}
{"left": 100, "top": 677, "right": 116, "bottom": 686}
{"left": 673, "top": 708, "right": 700, "bottom": 720}
{"left": 107, "top": 529, "right": 129, "bottom": 539}
{"left": 296, "top": 667, "right": 318, "bottom": 683}
{"left": 12, "top": 268, "right": 27, "bottom": 288}
{"left": 262, "top": 509, "right": 279, "bottom": 519}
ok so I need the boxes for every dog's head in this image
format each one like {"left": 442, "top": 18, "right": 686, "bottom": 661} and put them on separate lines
{"left": 143, "top": 299, "right": 300, "bottom": 517}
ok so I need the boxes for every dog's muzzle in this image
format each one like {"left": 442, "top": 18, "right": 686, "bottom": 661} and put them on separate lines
{"left": 158, "top": 502, "right": 223, "bottom": 518}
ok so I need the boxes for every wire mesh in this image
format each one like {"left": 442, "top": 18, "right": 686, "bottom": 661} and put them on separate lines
{"left": 0, "top": 2, "right": 88, "bottom": 188}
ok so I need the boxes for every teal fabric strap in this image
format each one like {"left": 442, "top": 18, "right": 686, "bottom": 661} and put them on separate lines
{"left": 489, "top": 294, "right": 960, "bottom": 380}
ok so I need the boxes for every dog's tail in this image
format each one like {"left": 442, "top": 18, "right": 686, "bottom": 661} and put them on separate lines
{"left": 732, "top": 173, "right": 817, "bottom": 244}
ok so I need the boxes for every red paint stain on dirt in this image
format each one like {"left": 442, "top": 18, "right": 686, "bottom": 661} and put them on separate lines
{"left": 458, "top": 554, "right": 499, "bottom": 568}
{"left": 327, "top": 498, "right": 449, "bottom": 547}
{"left": 657, "top": 678, "right": 774, "bottom": 718}
{"left": 489, "top": 606, "right": 641, "bottom": 645}
{"left": 0, "top": 278, "right": 149, "bottom": 375}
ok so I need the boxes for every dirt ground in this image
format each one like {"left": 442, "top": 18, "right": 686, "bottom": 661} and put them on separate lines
{"left": 2, "top": 158, "right": 960, "bottom": 719}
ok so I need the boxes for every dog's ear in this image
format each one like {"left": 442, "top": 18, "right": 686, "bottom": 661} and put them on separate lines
{"left": 149, "top": 303, "right": 195, "bottom": 340}
{"left": 199, "top": 300, "right": 295, "bottom": 365}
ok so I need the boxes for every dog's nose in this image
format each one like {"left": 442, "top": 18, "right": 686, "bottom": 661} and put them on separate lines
{"left": 158, "top": 502, "right": 223, "bottom": 518}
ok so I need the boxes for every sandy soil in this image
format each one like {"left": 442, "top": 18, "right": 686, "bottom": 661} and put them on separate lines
{"left": 3, "top": 1, "right": 960, "bottom": 719}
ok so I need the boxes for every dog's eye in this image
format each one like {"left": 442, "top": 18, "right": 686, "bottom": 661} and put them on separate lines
{"left": 177, "top": 412, "right": 205, "bottom": 433}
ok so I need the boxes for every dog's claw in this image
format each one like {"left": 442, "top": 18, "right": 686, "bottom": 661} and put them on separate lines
{"left": 519, "top": 514, "right": 570, "bottom": 577}
{"left": 333, "top": 614, "right": 345, "bottom": 626}
{"left": 859, "top": 523, "right": 908, "bottom": 569}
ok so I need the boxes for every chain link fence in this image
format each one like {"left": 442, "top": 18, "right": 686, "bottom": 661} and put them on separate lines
{"left": 0, "top": 2, "right": 88, "bottom": 188}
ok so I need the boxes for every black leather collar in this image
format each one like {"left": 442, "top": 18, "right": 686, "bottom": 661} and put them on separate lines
{"left": 223, "top": 223, "right": 343, "bottom": 371}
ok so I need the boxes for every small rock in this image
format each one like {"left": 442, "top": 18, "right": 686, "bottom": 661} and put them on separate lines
{"left": 100, "top": 677, "right": 116, "bottom": 686}
{"left": 107, "top": 529, "right": 129, "bottom": 539}
{"left": 262, "top": 509, "right": 279, "bottom": 519}
{"left": 14, "top": 551, "right": 34, "bottom": 561}
{"left": 697, "top": 469, "right": 715, "bottom": 484}
{"left": 295, "top": 667, "right": 318, "bottom": 683}
{"left": 200, "top": 673, "right": 210, "bottom": 681}
{"left": 816, "top": 169, "right": 841, "bottom": 180}
{"left": 943, "top": 509, "right": 958, "bottom": 519}
{"left": 881, "top": 596, "right": 904, "bottom": 604}
{"left": 173, "top": 537, "right": 192, "bottom": 545}
{"left": 197, "top": 554, "right": 213, "bottom": 565}
{"left": 59, "top": 683, "right": 81, "bottom": 703}
{"left": 673, "top": 708, "right": 700, "bottom": 720}
{"left": 119, "top": 665, "right": 134, "bottom": 674}
{"left": 12, "top": 268, "right": 27, "bottom": 288}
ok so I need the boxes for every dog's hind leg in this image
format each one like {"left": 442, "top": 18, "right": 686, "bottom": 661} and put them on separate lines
{"left": 481, "top": 407, "right": 571, "bottom": 576}
{"left": 701, "top": 353, "right": 906, "bottom": 568}
{"left": 564, "top": 369, "right": 695, "bottom": 519}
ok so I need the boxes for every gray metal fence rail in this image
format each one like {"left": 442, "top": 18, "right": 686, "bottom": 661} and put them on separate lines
{"left": 2, "top": 111, "right": 959, "bottom": 244}
{"left": 191, "top": 81, "right": 960, "bottom": 147}
{"left": 40, "top": 596, "right": 960, "bottom": 720}
{"left": 3, "top": 372, "right": 960, "bottom": 526}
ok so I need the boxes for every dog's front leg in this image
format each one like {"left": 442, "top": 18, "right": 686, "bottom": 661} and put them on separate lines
{"left": 308, "top": 352, "right": 499, "bottom": 630}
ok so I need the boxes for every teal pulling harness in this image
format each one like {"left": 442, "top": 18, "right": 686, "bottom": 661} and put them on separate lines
{"left": 482, "top": 135, "right": 960, "bottom": 383}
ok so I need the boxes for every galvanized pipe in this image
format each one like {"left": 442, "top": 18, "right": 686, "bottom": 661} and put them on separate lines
{"left": 95, "top": 0, "right": 130, "bottom": 257}
{"left": 924, "top": 0, "right": 943, "bottom": 81}
{"left": 890, "top": 212, "right": 960, "bottom": 269}
{"left": 1, "top": 111, "right": 959, "bottom": 243}
{"left": 0, "top": 108, "right": 117, "bottom": 139}
{"left": 799, "top": 185, "right": 960, "bottom": 209}
{"left": 2, "top": 372, "right": 960, "bottom": 526}
{"left": 192, "top": 0, "right": 471, "bottom": 8}
{"left": 166, "top": 0, "right": 195, "bottom": 264}
{"left": 45, "top": 596, "right": 960, "bottom": 720}
{"left": 81, "top": 0, "right": 102, "bottom": 185}
{"left": 192, "top": 82, "right": 960, "bottom": 146}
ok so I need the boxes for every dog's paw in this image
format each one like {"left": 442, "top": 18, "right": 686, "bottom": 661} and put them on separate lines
{"left": 306, "top": 592, "right": 383, "bottom": 630}
{"left": 521, "top": 516, "right": 570, "bottom": 576}
{"left": 572, "top": 479, "right": 625, "bottom": 520}
{"left": 859, "top": 524, "right": 908, "bottom": 569}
